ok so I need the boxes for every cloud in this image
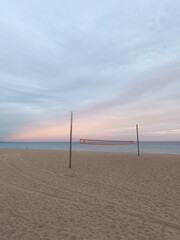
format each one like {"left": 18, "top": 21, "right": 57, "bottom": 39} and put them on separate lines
{"left": 0, "top": 0, "right": 180, "bottom": 141}
{"left": 80, "top": 60, "right": 180, "bottom": 114}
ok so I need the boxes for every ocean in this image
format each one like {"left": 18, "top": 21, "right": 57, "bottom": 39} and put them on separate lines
{"left": 0, "top": 141, "right": 180, "bottom": 154}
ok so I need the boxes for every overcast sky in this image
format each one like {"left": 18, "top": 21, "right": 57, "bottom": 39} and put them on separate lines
{"left": 0, "top": 0, "right": 180, "bottom": 141}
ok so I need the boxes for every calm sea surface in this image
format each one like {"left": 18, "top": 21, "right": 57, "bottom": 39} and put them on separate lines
{"left": 0, "top": 142, "right": 180, "bottom": 154}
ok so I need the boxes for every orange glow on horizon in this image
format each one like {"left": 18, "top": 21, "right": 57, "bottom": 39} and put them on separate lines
{"left": 9, "top": 110, "right": 180, "bottom": 142}
{"left": 7, "top": 123, "right": 69, "bottom": 141}
{"left": 7, "top": 115, "right": 131, "bottom": 142}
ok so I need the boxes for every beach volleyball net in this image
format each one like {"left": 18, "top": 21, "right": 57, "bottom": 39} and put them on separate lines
{"left": 80, "top": 139, "right": 134, "bottom": 145}
{"left": 68, "top": 112, "right": 140, "bottom": 168}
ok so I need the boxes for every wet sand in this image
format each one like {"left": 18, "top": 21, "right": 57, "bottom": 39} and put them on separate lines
{"left": 0, "top": 149, "right": 180, "bottom": 240}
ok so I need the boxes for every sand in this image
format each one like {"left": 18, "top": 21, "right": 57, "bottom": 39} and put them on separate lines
{"left": 0, "top": 149, "right": 180, "bottom": 240}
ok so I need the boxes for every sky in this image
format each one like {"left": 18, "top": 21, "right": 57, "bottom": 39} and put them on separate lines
{"left": 0, "top": 0, "right": 180, "bottom": 141}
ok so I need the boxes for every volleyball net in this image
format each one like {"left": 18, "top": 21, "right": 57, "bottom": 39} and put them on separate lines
{"left": 68, "top": 112, "right": 140, "bottom": 168}
{"left": 80, "top": 139, "right": 134, "bottom": 145}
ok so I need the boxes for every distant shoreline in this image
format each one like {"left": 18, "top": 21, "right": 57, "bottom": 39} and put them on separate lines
{"left": 0, "top": 141, "right": 180, "bottom": 154}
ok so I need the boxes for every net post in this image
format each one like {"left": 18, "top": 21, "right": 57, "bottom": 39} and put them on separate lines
{"left": 136, "top": 124, "right": 140, "bottom": 157}
{"left": 69, "top": 112, "right": 73, "bottom": 168}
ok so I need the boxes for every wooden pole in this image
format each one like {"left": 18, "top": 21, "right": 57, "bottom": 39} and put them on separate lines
{"left": 69, "top": 112, "right": 73, "bottom": 168}
{"left": 136, "top": 124, "right": 140, "bottom": 157}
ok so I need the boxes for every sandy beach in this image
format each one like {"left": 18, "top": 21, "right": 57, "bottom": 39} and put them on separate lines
{"left": 0, "top": 149, "right": 180, "bottom": 240}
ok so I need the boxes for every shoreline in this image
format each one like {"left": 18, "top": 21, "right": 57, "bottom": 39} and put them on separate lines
{"left": 1, "top": 141, "right": 180, "bottom": 155}
{"left": 0, "top": 148, "right": 180, "bottom": 156}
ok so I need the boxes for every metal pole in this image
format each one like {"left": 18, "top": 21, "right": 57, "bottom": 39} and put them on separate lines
{"left": 69, "top": 112, "right": 73, "bottom": 168}
{"left": 136, "top": 124, "right": 140, "bottom": 157}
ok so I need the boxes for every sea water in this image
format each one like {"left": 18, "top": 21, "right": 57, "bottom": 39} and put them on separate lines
{"left": 0, "top": 141, "right": 180, "bottom": 154}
